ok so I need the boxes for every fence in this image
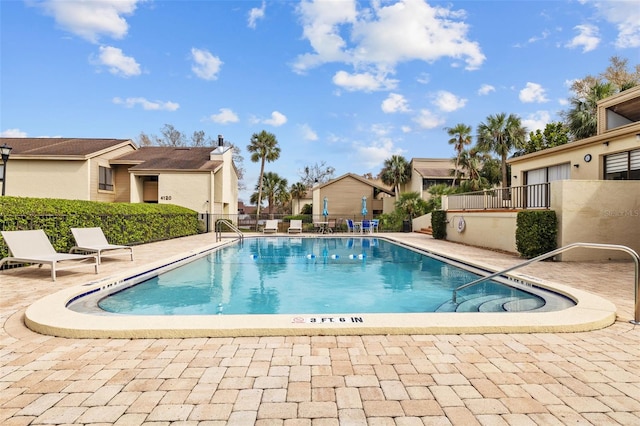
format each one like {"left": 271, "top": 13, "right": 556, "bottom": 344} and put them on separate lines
{"left": 203, "top": 213, "right": 380, "bottom": 233}
{"left": 445, "top": 183, "right": 550, "bottom": 211}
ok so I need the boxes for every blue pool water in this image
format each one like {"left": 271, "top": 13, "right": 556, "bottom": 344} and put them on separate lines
{"left": 97, "top": 237, "right": 555, "bottom": 316}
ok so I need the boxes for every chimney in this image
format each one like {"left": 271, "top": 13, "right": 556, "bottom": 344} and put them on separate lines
{"left": 218, "top": 135, "right": 224, "bottom": 147}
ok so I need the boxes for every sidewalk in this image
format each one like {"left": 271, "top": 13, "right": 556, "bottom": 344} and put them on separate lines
{"left": 1, "top": 233, "right": 639, "bottom": 425}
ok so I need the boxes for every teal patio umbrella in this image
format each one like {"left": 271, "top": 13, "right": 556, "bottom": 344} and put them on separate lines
{"left": 322, "top": 197, "right": 329, "bottom": 218}
{"left": 361, "top": 196, "right": 368, "bottom": 220}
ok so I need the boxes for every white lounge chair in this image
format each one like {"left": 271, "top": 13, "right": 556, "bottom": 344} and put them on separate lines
{"left": 0, "top": 230, "right": 98, "bottom": 281}
{"left": 70, "top": 227, "right": 134, "bottom": 264}
{"left": 288, "top": 220, "right": 302, "bottom": 234}
{"left": 263, "top": 220, "right": 278, "bottom": 234}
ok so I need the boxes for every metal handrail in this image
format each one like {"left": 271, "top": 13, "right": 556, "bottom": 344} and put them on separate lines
{"left": 452, "top": 242, "right": 640, "bottom": 325}
{"left": 215, "top": 219, "right": 244, "bottom": 242}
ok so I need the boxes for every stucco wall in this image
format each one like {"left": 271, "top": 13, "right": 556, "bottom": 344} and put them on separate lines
{"left": 445, "top": 211, "right": 519, "bottom": 254}
{"left": 158, "top": 173, "right": 211, "bottom": 213}
{"left": 552, "top": 180, "right": 640, "bottom": 261}
{"left": 6, "top": 160, "right": 90, "bottom": 200}
{"left": 315, "top": 177, "right": 373, "bottom": 218}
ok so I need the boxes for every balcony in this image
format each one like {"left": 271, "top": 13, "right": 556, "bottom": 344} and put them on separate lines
{"left": 444, "top": 183, "right": 550, "bottom": 211}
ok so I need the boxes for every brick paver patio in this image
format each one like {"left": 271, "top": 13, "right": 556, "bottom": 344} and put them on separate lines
{"left": 1, "top": 233, "right": 639, "bottom": 425}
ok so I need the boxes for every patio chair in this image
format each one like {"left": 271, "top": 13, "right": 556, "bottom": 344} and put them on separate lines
{"left": 361, "top": 220, "right": 372, "bottom": 234}
{"left": 263, "top": 220, "right": 278, "bottom": 234}
{"left": 371, "top": 219, "right": 379, "bottom": 233}
{"left": 0, "top": 229, "right": 99, "bottom": 281}
{"left": 288, "top": 219, "right": 303, "bottom": 234}
{"left": 346, "top": 219, "right": 356, "bottom": 233}
{"left": 327, "top": 219, "right": 336, "bottom": 233}
{"left": 70, "top": 227, "right": 134, "bottom": 264}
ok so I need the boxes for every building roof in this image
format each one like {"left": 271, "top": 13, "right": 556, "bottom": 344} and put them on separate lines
{"left": 414, "top": 168, "right": 455, "bottom": 178}
{"left": 318, "top": 173, "right": 395, "bottom": 195}
{"left": 111, "top": 146, "right": 223, "bottom": 172}
{"left": 0, "top": 138, "right": 134, "bottom": 158}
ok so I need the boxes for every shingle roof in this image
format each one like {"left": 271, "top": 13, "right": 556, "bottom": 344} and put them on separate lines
{"left": 414, "top": 168, "right": 455, "bottom": 178}
{"left": 0, "top": 138, "right": 132, "bottom": 157}
{"left": 112, "top": 146, "right": 223, "bottom": 171}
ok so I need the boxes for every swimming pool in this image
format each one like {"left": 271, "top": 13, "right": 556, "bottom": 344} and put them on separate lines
{"left": 95, "top": 237, "right": 568, "bottom": 316}
{"left": 25, "top": 235, "right": 617, "bottom": 338}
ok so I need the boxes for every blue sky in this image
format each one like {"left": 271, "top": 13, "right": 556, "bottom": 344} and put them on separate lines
{"left": 1, "top": 0, "right": 639, "bottom": 203}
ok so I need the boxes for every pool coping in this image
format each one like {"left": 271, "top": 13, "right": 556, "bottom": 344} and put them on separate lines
{"left": 24, "top": 235, "right": 617, "bottom": 338}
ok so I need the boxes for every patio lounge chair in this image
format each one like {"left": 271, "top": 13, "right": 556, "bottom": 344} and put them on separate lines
{"left": 0, "top": 229, "right": 99, "bottom": 281}
{"left": 70, "top": 227, "right": 134, "bottom": 264}
{"left": 263, "top": 220, "right": 278, "bottom": 234}
{"left": 288, "top": 220, "right": 303, "bottom": 234}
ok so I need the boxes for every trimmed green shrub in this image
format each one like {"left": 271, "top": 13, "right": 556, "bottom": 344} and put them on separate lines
{"left": 515, "top": 210, "right": 558, "bottom": 258}
{"left": 0, "top": 196, "right": 199, "bottom": 258}
{"left": 431, "top": 210, "right": 447, "bottom": 240}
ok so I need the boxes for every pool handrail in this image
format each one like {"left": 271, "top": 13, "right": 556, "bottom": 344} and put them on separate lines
{"left": 452, "top": 242, "right": 640, "bottom": 325}
{"left": 215, "top": 219, "right": 244, "bottom": 242}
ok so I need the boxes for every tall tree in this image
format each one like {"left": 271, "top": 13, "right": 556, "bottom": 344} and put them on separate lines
{"left": 290, "top": 182, "right": 308, "bottom": 214}
{"left": 255, "top": 172, "right": 288, "bottom": 214}
{"left": 565, "top": 81, "right": 616, "bottom": 140}
{"left": 514, "top": 122, "right": 570, "bottom": 156}
{"left": 476, "top": 113, "right": 526, "bottom": 187}
{"left": 298, "top": 161, "right": 335, "bottom": 187}
{"left": 458, "top": 149, "right": 488, "bottom": 191}
{"left": 247, "top": 130, "right": 281, "bottom": 217}
{"left": 444, "top": 123, "right": 472, "bottom": 186}
{"left": 380, "top": 155, "right": 411, "bottom": 201}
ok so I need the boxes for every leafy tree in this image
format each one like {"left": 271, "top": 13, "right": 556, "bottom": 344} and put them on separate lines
{"left": 458, "top": 149, "right": 489, "bottom": 191}
{"left": 256, "top": 172, "right": 288, "bottom": 215}
{"left": 478, "top": 156, "right": 502, "bottom": 188}
{"left": 395, "top": 191, "right": 428, "bottom": 220}
{"left": 425, "top": 184, "right": 458, "bottom": 212}
{"left": 565, "top": 81, "right": 616, "bottom": 140}
{"left": 444, "top": 123, "right": 472, "bottom": 186}
{"left": 513, "top": 122, "right": 569, "bottom": 157}
{"left": 380, "top": 155, "right": 411, "bottom": 201}
{"left": 290, "top": 182, "right": 308, "bottom": 214}
{"left": 600, "top": 56, "right": 640, "bottom": 92}
{"left": 298, "top": 161, "right": 335, "bottom": 186}
{"left": 247, "top": 130, "right": 281, "bottom": 217}
{"left": 476, "top": 113, "right": 526, "bottom": 188}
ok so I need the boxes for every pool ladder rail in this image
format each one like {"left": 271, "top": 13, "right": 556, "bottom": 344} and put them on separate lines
{"left": 215, "top": 219, "right": 244, "bottom": 242}
{"left": 452, "top": 242, "right": 640, "bottom": 325}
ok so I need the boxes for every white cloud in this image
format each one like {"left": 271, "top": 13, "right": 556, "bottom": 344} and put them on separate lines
{"left": 432, "top": 90, "right": 467, "bottom": 112}
{"left": 300, "top": 124, "right": 318, "bottom": 141}
{"left": 565, "top": 24, "right": 600, "bottom": 52}
{"left": 257, "top": 111, "right": 287, "bottom": 127}
{"left": 248, "top": 1, "right": 266, "bottom": 29}
{"left": 36, "top": 0, "right": 139, "bottom": 43}
{"left": 294, "top": 0, "right": 485, "bottom": 90}
{"left": 522, "top": 110, "right": 551, "bottom": 135}
{"left": 353, "top": 138, "right": 404, "bottom": 169}
{"left": 592, "top": 0, "right": 640, "bottom": 48}
{"left": 0, "top": 129, "right": 27, "bottom": 137}
{"left": 519, "top": 82, "right": 549, "bottom": 103}
{"left": 381, "top": 93, "right": 410, "bottom": 113}
{"left": 332, "top": 70, "right": 398, "bottom": 92}
{"left": 478, "top": 84, "right": 495, "bottom": 95}
{"left": 112, "top": 97, "right": 179, "bottom": 111}
{"left": 401, "top": 125, "right": 412, "bottom": 133}
{"left": 413, "top": 109, "right": 445, "bottom": 129}
{"left": 191, "top": 48, "right": 223, "bottom": 80}
{"left": 209, "top": 108, "right": 239, "bottom": 124}
{"left": 93, "top": 45, "right": 141, "bottom": 77}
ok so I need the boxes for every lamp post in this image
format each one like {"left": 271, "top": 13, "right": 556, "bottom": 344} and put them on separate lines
{"left": 1, "top": 144, "right": 12, "bottom": 196}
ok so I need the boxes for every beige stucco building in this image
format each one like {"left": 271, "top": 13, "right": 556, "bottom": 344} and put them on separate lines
{"left": 404, "top": 158, "right": 459, "bottom": 199}
{"left": 0, "top": 138, "right": 238, "bottom": 227}
{"left": 439, "top": 87, "right": 640, "bottom": 261}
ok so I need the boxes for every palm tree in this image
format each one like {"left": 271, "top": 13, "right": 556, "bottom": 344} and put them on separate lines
{"left": 260, "top": 172, "right": 288, "bottom": 215}
{"left": 476, "top": 113, "right": 526, "bottom": 188}
{"left": 380, "top": 155, "right": 411, "bottom": 201}
{"left": 444, "top": 123, "right": 472, "bottom": 186}
{"left": 290, "top": 182, "right": 307, "bottom": 215}
{"left": 565, "top": 81, "right": 615, "bottom": 140}
{"left": 247, "top": 130, "right": 280, "bottom": 217}
{"left": 457, "top": 149, "right": 487, "bottom": 191}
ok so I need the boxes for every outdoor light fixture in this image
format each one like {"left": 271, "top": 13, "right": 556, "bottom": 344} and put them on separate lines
{"left": 0, "top": 143, "right": 12, "bottom": 196}
{"left": 573, "top": 164, "right": 580, "bottom": 168}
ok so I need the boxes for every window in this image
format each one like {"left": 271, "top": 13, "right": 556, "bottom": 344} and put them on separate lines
{"left": 99, "top": 166, "right": 113, "bottom": 191}
{"left": 525, "top": 163, "right": 569, "bottom": 208}
{"left": 422, "top": 178, "right": 453, "bottom": 190}
{"left": 605, "top": 149, "right": 640, "bottom": 180}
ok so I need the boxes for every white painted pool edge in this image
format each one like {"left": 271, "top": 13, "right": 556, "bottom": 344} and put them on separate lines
{"left": 24, "top": 236, "right": 617, "bottom": 338}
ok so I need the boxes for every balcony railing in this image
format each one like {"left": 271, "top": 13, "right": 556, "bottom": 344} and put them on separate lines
{"left": 445, "top": 183, "right": 550, "bottom": 211}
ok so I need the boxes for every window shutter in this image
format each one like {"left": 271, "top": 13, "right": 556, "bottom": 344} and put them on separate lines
{"left": 605, "top": 152, "right": 628, "bottom": 173}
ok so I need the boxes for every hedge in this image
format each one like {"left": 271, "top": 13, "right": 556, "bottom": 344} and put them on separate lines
{"left": 515, "top": 210, "right": 558, "bottom": 258}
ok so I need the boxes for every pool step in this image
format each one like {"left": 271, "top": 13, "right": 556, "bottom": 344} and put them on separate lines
{"left": 436, "top": 294, "right": 544, "bottom": 313}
